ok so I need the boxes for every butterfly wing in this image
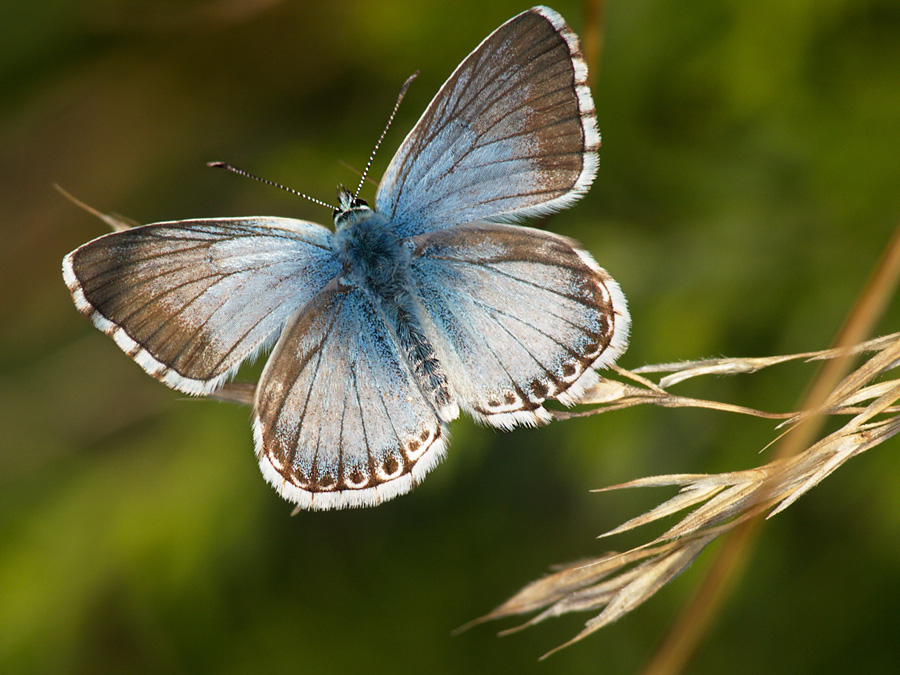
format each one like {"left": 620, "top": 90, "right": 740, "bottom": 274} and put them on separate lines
{"left": 63, "top": 218, "right": 339, "bottom": 395}
{"left": 376, "top": 6, "right": 598, "bottom": 237}
{"left": 253, "top": 280, "right": 452, "bottom": 510}
{"left": 407, "top": 223, "right": 629, "bottom": 429}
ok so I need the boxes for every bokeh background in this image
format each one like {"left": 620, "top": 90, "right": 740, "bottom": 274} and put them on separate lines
{"left": 3, "top": 0, "right": 900, "bottom": 672}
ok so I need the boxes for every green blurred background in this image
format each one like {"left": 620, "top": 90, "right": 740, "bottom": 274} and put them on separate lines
{"left": 3, "top": 0, "right": 900, "bottom": 672}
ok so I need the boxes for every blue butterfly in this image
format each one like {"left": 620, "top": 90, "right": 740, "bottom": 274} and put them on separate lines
{"left": 62, "top": 6, "right": 630, "bottom": 510}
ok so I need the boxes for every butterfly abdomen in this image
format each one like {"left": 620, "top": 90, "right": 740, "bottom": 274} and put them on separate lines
{"left": 388, "top": 292, "right": 456, "bottom": 420}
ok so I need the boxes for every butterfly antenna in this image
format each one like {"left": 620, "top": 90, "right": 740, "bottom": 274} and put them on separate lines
{"left": 207, "top": 161, "right": 336, "bottom": 211}
{"left": 354, "top": 71, "right": 418, "bottom": 199}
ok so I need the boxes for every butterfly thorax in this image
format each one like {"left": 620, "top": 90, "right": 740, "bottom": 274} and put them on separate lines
{"left": 333, "top": 205, "right": 409, "bottom": 300}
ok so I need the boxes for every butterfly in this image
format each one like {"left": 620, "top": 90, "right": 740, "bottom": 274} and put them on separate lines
{"left": 62, "top": 6, "right": 630, "bottom": 510}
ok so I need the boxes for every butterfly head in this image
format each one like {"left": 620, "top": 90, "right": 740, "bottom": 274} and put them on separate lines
{"left": 334, "top": 186, "right": 372, "bottom": 230}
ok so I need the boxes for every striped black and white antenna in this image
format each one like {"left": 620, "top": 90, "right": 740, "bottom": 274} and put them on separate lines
{"left": 206, "top": 161, "right": 337, "bottom": 211}
{"left": 354, "top": 71, "right": 418, "bottom": 200}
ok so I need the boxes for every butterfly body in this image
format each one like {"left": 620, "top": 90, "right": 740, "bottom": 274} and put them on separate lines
{"left": 332, "top": 195, "right": 455, "bottom": 417}
{"left": 63, "top": 7, "right": 630, "bottom": 510}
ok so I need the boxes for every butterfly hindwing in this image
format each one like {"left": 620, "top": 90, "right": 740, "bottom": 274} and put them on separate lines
{"left": 407, "top": 223, "right": 629, "bottom": 428}
{"left": 63, "top": 218, "right": 339, "bottom": 395}
{"left": 376, "top": 6, "right": 599, "bottom": 236}
{"left": 253, "top": 280, "right": 451, "bottom": 510}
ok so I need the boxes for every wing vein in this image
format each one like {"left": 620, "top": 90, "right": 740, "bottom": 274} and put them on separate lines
{"left": 280, "top": 293, "right": 347, "bottom": 470}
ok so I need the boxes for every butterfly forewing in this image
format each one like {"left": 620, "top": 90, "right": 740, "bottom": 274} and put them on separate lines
{"left": 408, "top": 223, "right": 629, "bottom": 428}
{"left": 376, "top": 6, "right": 599, "bottom": 236}
{"left": 63, "top": 218, "right": 338, "bottom": 395}
{"left": 253, "top": 282, "right": 451, "bottom": 510}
